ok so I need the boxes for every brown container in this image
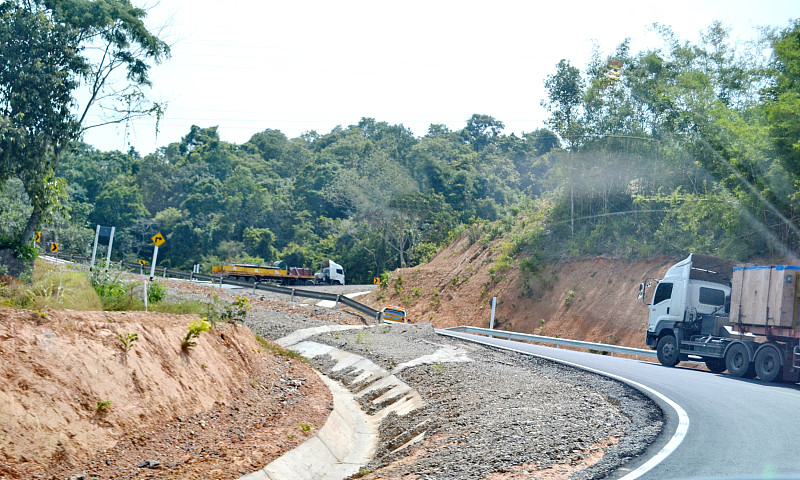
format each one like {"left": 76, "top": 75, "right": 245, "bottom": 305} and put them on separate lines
{"left": 730, "top": 265, "right": 800, "bottom": 329}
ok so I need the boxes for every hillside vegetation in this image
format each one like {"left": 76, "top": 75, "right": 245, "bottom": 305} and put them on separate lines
{"left": 3, "top": 20, "right": 800, "bottom": 283}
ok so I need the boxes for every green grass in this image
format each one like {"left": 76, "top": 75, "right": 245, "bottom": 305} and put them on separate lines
{"left": 254, "top": 334, "right": 309, "bottom": 364}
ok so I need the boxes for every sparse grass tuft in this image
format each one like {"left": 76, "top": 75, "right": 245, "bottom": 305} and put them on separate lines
{"left": 254, "top": 334, "right": 309, "bottom": 364}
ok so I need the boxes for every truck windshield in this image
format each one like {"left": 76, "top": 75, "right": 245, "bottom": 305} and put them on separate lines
{"left": 653, "top": 282, "right": 673, "bottom": 305}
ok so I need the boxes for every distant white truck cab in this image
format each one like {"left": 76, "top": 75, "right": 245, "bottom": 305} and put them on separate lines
{"left": 314, "top": 259, "right": 345, "bottom": 285}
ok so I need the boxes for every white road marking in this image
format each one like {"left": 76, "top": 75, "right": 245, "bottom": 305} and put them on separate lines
{"left": 436, "top": 331, "right": 689, "bottom": 480}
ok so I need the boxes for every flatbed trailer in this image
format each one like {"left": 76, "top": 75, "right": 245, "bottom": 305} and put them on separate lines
{"left": 211, "top": 263, "right": 315, "bottom": 285}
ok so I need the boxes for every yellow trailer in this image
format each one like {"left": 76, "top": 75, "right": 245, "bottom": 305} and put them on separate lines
{"left": 211, "top": 263, "right": 315, "bottom": 285}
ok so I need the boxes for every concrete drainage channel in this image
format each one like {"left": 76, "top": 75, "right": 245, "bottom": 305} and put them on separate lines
{"left": 240, "top": 325, "right": 428, "bottom": 480}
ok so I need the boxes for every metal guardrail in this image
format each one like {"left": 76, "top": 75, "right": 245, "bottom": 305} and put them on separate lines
{"left": 43, "top": 253, "right": 383, "bottom": 321}
{"left": 444, "top": 325, "right": 658, "bottom": 358}
{"left": 43, "top": 253, "right": 656, "bottom": 355}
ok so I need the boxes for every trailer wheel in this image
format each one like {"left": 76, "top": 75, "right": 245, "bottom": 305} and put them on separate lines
{"left": 704, "top": 358, "right": 726, "bottom": 374}
{"left": 726, "top": 343, "right": 756, "bottom": 378}
{"left": 305, "top": 280, "right": 315, "bottom": 286}
{"left": 754, "top": 344, "right": 782, "bottom": 382}
{"left": 656, "top": 335, "right": 679, "bottom": 366}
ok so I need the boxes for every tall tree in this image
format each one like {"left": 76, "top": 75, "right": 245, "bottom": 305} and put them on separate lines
{"left": 0, "top": 0, "right": 168, "bottom": 274}
{"left": 542, "top": 59, "right": 585, "bottom": 149}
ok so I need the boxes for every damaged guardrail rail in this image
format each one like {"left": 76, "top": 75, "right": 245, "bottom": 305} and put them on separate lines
{"left": 42, "top": 253, "right": 384, "bottom": 321}
{"left": 42, "top": 253, "right": 654, "bottom": 357}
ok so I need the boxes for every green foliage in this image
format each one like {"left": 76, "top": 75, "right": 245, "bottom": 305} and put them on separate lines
{"left": 90, "top": 267, "right": 129, "bottom": 311}
{"left": 393, "top": 274, "right": 404, "bottom": 294}
{"left": 181, "top": 318, "right": 211, "bottom": 351}
{"left": 4, "top": 17, "right": 799, "bottom": 280}
{"left": 564, "top": 290, "right": 575, "bottom": 307}
{"left": 147, "top": 280, "right": 166, "bottom": 304}
{"left": 206, "top": 295, "right": 250, "bottom": 324}
{"left": 9, "top": 259, "right": 103, "bottom": 310}
{"left": 0, "top": 0, "right": 168, "bottom": 256}
{"left": 118, "top": 332, "right": 138, "bottom": 353}
{"left": 254, "top": 334, "right": 309, "bottom": 364}
{"left": 96, "top": 400, "right": 112, "bottom": 411}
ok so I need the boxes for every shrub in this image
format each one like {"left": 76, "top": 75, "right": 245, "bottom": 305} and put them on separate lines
{"left": 181, "top": 318, "right": 211, "bottom": 351}
{"left": 147, "top": 280, "right": 166, "bottom": 304}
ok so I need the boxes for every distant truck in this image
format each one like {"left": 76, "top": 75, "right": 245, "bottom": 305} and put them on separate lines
{"left": 212, "top": 259, "right": 345, "bottom": 286}
{"left": 640, "top": 254, "right": 800, "bottom": 382}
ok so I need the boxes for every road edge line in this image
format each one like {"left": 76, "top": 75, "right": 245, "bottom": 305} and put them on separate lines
{"left": 435, "top": 330, "right": 689, "bottom": 480}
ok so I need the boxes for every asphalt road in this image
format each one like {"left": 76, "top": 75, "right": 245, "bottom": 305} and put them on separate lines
{"left": 438, "top": 330, "right": 800, "bottom": 480}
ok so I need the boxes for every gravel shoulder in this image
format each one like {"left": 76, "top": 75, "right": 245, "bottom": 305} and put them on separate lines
{"left": 247, "top": 310, "right": 663, "bottom": 480}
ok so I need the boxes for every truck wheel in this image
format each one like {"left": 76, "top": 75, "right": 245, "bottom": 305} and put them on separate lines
{"left": 725, "top": 343, "right": 756, "bottom": 378}
{"left": 656, "top": 335, "right": 680, "bottom": 367}
{"left": 704, "top": 358, "right": 726, "bottom": 374}
{"left": 754, "top": 344, "right": 782, "bottom": 382}
{"left": 305, "top": 280, "right": 315, "bottom": 286}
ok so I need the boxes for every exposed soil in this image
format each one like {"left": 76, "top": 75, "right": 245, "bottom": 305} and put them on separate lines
{"left": 359, "top": 232, "right": 678, "bottom": 349}
{"left": 0, "top": 308, "right": 330, "bottom": 480}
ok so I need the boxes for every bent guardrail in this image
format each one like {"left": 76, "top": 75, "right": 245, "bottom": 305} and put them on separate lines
{"left": 42, "top": 253, "right": 383, "bottom": 321}
{"left": 443, "top": 325, "right": 658, "bottom": 358}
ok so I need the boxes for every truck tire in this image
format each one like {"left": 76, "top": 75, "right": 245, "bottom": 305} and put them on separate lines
{"left": 657, "top": 335, "right": 680, "bottom": 366}
{"left": 305, "top": 280, "right": 315, "bottom": 286}
{"left": 754, "top": 344, "right": 782, "bottom": 382}
{"left": 704, "top": 358, "right": 726, "bottom": 373}
{"left": 725, "top": 343, "right": 756, "bottom": 378}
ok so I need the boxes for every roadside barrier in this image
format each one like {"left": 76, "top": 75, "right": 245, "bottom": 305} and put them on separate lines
{"left": 42, "top": 253, "right": 384, "bottom": 322}
{"left": 42, "top": 254, "right": 658, "bottom": 357}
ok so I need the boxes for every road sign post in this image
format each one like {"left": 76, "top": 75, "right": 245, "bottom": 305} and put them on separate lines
{"left": 149, "top": 232, "right": 166, "bottom": 280}
{"left": 90, "top": 225, "right": 115, "bottom": 271}
{"left": 489, "top": 296, "right": 497, "bottom": 330}
{"left": 149, "top": 247, "right": 159, "bottom": 280}
{"left": 104, "top": 227, "right": 115, "bottom": 271}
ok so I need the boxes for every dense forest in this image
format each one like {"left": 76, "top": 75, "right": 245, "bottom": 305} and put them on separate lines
{"left": 2, "top": 9, "right": 799, "bottom": 283}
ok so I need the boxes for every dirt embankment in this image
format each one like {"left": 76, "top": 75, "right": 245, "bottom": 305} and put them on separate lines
{"left": 0, "top": 309, "right": 330, "bottom": 479}
{"left": 362, "top": 232, "right": 679, "bottom": 349}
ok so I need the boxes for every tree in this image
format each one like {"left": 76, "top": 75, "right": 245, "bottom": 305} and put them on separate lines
{"left": 0, "top": 0, "right": 168, "bottom": 274}
{"left": 542, "top": 59, "right": 586, "bottom": 149}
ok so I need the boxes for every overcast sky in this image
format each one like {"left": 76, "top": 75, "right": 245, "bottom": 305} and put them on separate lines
{"left": 80, "top": 0, "right": 800, "bottom": 155}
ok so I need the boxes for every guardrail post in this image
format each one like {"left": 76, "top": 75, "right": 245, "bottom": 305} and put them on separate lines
{"left": 162, "top": 267, "right": 166, "bottom": 278}
{"left": 376, "top": 311, "right": 382, "bottom": 325}
{"left": 252, "top": 281, "right": 257, "bottom": 295}
{"left": 290, "top": 289, "right": 295, "bottom": 308}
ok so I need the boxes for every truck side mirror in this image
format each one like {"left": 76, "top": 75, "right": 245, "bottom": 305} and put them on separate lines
{"left": 637, "top": 283, "right": 644, "bottom": 301}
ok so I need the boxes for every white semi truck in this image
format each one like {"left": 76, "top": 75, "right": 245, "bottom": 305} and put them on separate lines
{"left": 641, "top": 254, "right": 800, "bottom": 382}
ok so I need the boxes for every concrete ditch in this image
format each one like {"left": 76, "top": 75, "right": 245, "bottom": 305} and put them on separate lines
{"left": 239, "top": 325, "right": 429, "bottom": 480}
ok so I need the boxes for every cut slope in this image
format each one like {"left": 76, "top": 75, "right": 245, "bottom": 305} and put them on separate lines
{"left": 362, "top": 231, "right": 678, "bottom": 349}
{"left": 0, "top": 308, "right": 330, "bottom": 479}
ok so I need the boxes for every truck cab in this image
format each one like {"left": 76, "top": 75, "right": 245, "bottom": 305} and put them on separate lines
{"left": 315, "top": 260, "right": 346, "bottom": 285}
{"left": 641, "top": 254, "right": 733, "bottom": 370}
{"left": 644, "top": 254, "right": 732, "bottom": 348}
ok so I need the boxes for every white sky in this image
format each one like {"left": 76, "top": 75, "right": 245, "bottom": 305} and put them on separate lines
{"left": 80, "top": 0, "right": 800, "bottom": 155}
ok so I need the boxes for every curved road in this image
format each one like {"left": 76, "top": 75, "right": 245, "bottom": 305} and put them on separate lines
{"left": 438, "top": 330, "right": 800, "bottom": 480}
